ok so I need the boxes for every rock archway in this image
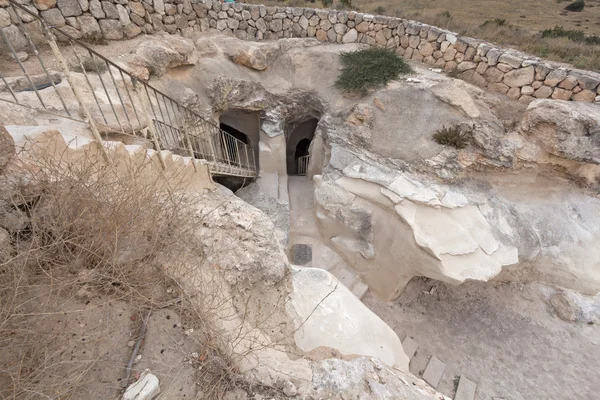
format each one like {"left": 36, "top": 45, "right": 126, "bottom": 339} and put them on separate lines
{"left": 286, "top": 118, "right": 318, "bottom": 176}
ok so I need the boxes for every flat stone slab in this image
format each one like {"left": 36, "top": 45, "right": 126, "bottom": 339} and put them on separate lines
{"left": 422, "top": 356, "right": 446, "bottom": 388}
{"left": 290, "top": 243, "right": 312, "bottom": 265}
{"left": 454, "top": 376, "right": 477, "bottom": 400}
{"left": 402, "top": 336, "right": 419, "bottom": 360}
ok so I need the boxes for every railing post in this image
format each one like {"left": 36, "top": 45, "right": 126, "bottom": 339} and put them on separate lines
{"left": 40, "top": 22, "right": 110, "bottom": 162}
{"left": 133, "top": 81, "right": 166, "bottom": 170}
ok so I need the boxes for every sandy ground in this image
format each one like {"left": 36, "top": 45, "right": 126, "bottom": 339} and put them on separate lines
{"left": 364, "top": 277, "right": 600, "bottom": 400}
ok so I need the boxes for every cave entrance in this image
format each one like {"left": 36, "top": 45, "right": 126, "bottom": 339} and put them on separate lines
{"left": 287, "top": 118, "right": 318, "bottom": 176}
{"left": 214, "top": 110, "right": 260, "bottom": 191}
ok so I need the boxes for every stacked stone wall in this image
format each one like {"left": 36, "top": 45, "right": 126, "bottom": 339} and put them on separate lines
{"left": 1, "top": 0, "right": 600, "bottom": 103}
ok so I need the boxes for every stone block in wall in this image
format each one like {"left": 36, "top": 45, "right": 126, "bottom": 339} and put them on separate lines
{"left": 101, "top": 1, "right": 118, "bottom": 18}
{"left": 535, "top": 63, "right": 552, "bottom": 81}
{"left": 551, "top": 87, "right": 572, "bottom": 100}
{"left": 521, "top": 86, "right": 534, "bottom": 96}
{"left": 464, "top": 46, "right": 476, "bottom": 61}
{"left": 334, "top": 23, "right": 346, "bottom": 35}
{"left": 319, "top": 19, "right": 331, "bottom": 30}
{"left": 41, "top": 8, "right": 65, "bottom": 27}
{"left": 418, "top": 40, "right": 434, "bottom": 57}
{"left": 544, "top": 68, "right": 567, "bottom": 87}
{"left": 456, "top": 61, "right": 477, "bottom": 72}
{"left": 496, "top": 63, "right": 513, "bottom": 73}
{"left": 498, "top": 52, "right": 523, "bottom": 68}
{"left": 533, "top": 85, "right": 553, "bottom": 98}
{"left": 408, "top": 35, "right": 419, "bottom": 49}
{"left": 255, "top": 17, "right": 265, "bottom": 32}
{"left": 486, "top": 48, "right": 502, "bottom": 66}
{"left": 129, "top": 1, "right": 145, "bottom": 17}
{"left": 354, "top": 12, "right": 362, "bottom": 24}
{"left": 558, "top": 76, "right": 578, "bottom": 90}
{"left": 573, "top": 89, "right": 596, "bottom": 102}
{"left": 79, "top": 0, "right": 88, "bottom": 13}
{"left": 33, "top": 0, "right": 57, "bottom": 11}
{"left": 488, "top": 82, "right": 509, "bottom": 94}
{"left": 58, "top": 0, "right": 82, "bottom": 16}
{"left": 434, "top": 57, "right": 445, "bottom": 68}
{"left": 532, "top": 81, "right": 543, "bottom": 89}
{"left": 326, "top": 27, "right": 336, "bottom": 42}
{"left": 405, "top": 22, "right": 419, "bottom": 35}
{"left": 124, "top": 22, "right": 142, "bottom": 37}
{"left": 507, "top": 86, "right": 520, "bottom": 99}
{"left": 78, "top": 14, "right": 101, "bottom": 37}
{"left": 475, "top": 61, "right": 488, "bottom": 75}
{"left": 153, "top": 0, "right": 164, "bottom": 14}
{"left": 503, "top": 65, "right": 534, "bottom": 88}
{"left": 411, "top": 50, "right": 424, "bottom": 62}
{"left": 99, "top": 18, "right": 123, "bottom": 39}
{"left": 66, "top": 16, "right": 78, "bottom": 28}
{"left": 419, "top": 25, "right": 429, "bottom": 38}
{"left": 440, "top": 40, "right": 450, "bottom": 52}
{"left": 117, "top": 4, "right": 130, "bottom": 25}
{"left": 444, "top": 60, "right": 457, "bottom": 71}
{"left": 0, "top": 9, "right": 11, "bottom": 29}
{"left": 483, "top": 66, "right": 504, "bottom": 83}
{"left": 442, "top": 47, "right": 456, "bottom": 61}
{"left": 576, "top": 74, "right": 600, "bottom": 91}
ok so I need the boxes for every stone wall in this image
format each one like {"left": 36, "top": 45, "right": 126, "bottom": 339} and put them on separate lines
{"left": 2, "top": 0, "right": 600, "bottom": 103}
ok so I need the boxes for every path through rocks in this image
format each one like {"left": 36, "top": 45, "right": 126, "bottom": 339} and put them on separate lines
{"left": 364, "top": 277, "right": 600, "bottom": 400}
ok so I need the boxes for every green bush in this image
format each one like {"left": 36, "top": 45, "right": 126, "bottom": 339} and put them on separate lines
{"left": 432, "top": 126, "right": 470, "bottom": 149}
{"left": 335, "top": 48, "right": 412, "bottom": 94}
{"left": 564, "top": 0, "right": 585, "bottom": 11}
{"left": 540, "top": 26, "right": 600, "bottom": 45}
{"left": 374, "top": 5, "right": 386, "bottom": 15}
{"left": 321, "top": 0, "right": 333, "bottom": 6}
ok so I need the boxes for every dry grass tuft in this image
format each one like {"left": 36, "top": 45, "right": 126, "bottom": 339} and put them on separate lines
{"left": 0, "top": 144, "right": 239, "bottom": 398}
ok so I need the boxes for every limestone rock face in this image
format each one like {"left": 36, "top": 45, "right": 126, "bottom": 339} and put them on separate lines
{"left": 518, "top": 99, "right": 600, "bottom": 164}
{"left": 287, "top": 267, "right": 409, "bottom": 369}
{"left": 231, "top": 42, "right": 281, "bottom": 71}
{"left": 131, "top": 33, "right": 198, "bottom": 77}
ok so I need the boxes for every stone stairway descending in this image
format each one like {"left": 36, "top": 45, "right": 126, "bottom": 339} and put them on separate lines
{"left": 287, "top": 175, "right": 368, "bottom": 299}
{"left": 5, "top": 121, "right": 214, "bottom": 194}
{"left": 402, "top": 335, "right": 480, "bottom": 400}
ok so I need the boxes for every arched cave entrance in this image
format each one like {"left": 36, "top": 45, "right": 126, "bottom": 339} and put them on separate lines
{"left": 287, "top": 118, "right": 318, "bottom": 176}
{"left": 213, "top": 110, "right": 260, "bottom": 192}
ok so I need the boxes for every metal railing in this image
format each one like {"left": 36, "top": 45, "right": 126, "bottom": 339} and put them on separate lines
{"left": 0, "top": 0, "right": 256, "bottom": 178}
{"left": 297, "top": 155, "right": 309, "bottom": 176}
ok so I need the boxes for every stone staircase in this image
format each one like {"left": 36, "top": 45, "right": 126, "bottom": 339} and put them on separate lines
{"left": 402, "top": 335, "right": 480, "bottom": 400}
{"left": 287, "top": 175, "right": 368, "bottom": 299}
{"left": 5, "top": 121, "right": 214, "bottom": 194}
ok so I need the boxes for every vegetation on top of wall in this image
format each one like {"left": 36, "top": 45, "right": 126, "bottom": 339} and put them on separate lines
{"left": 433, "top": 126, "right": 471, "bottom": 149}
{"left": 335, "top": 48, "right": 412, "bottom": 94}
{"left": 564, "top": 0, "right": 585, "bottom": 12}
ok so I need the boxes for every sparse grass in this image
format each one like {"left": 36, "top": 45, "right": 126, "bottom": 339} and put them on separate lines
{"left": 481, "top": 18, "right": 507, "bottom": 27}
{"left": 335, "top": 47, "right": 412, "bottom": 94}
{"left": 541, "top": 25, "right": 600, "bottom": 45}
{"left": 433, "top": 125, "right": 471, "bottom": 149}
{"left": 564, "top": 0, "right": 585, "bottom": 12}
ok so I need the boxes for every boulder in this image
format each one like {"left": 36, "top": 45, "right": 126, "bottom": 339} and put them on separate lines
{"left": 287, "top": 267, "right": 409, "bottom": 369}
{"left": 231, "top": 42, "right": 281, "bottom": 71}
{"left": 131, "top": 33, "right": 197, "bottom": 76}
{"left": 519, "top": 99, "right": 600, "bottom": 164}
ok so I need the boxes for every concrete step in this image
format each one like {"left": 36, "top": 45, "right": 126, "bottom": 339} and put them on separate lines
{"left": 422, "top": 356, "right": 446, "bottom": 389}
{"left": 454, "top": 376, "right": 477, "bottom": 400}
{"left": 401, "top": 336, "right": 419, "bottom": 360}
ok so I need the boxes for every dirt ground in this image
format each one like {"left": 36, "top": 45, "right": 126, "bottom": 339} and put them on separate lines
{"left": 364, "top": 277, "right": 600, "bottom": 400}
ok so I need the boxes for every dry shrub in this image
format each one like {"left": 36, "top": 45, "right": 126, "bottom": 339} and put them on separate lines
{"left": 433, "top": 125, "right": 471, "bottom": 149}
{"left": 0, "top": 144, "right": 238, "bottom": 398}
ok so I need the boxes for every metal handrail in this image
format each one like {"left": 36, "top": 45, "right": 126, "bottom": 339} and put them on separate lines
{"left": 1, "top": 0, "right": 256, "bottom": 178}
